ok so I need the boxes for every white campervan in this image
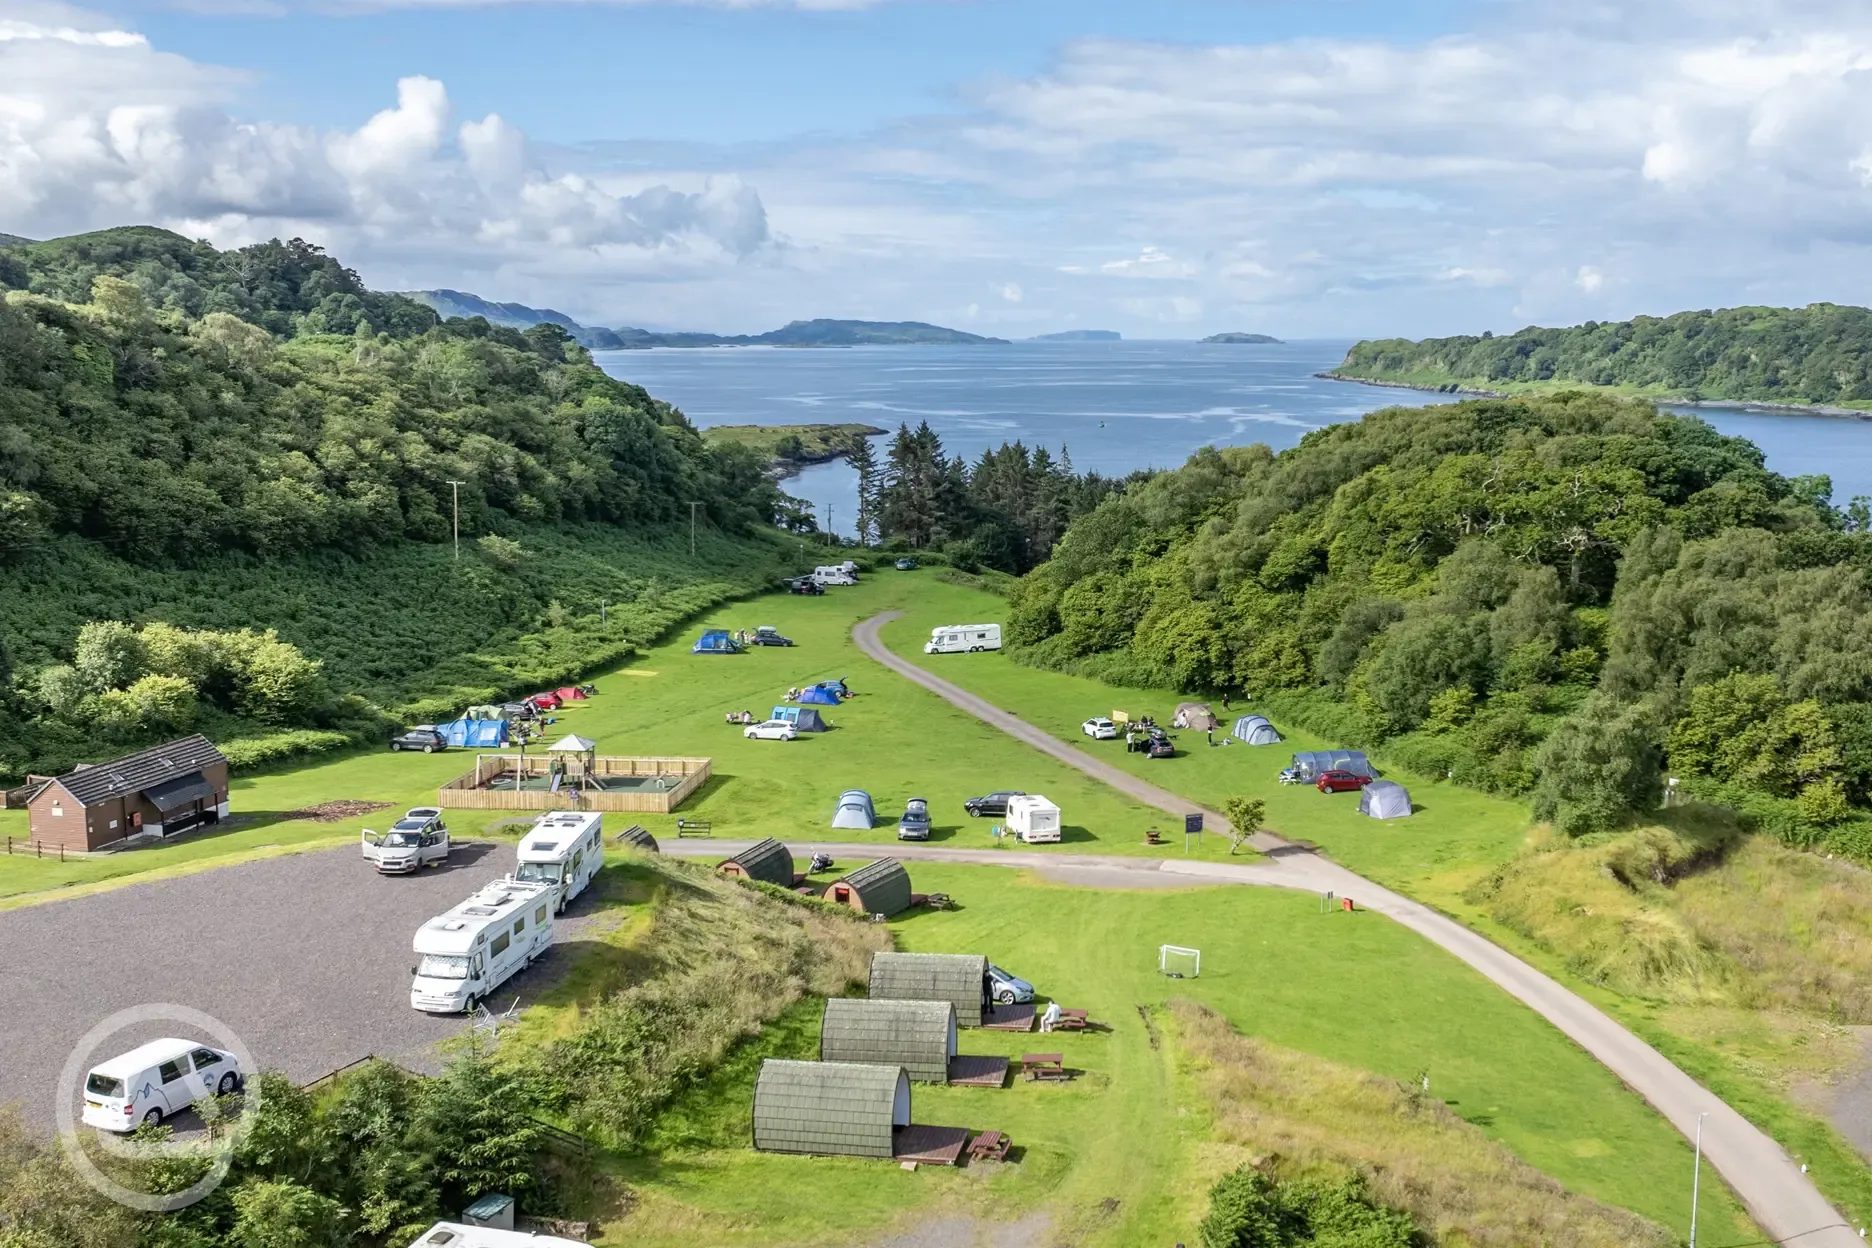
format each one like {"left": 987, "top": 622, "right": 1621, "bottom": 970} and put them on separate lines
{"left": 410, "top": 879, "right": 556, "bottom": 1014}
{"left": 81, "top": 1038, "right": 243, "bottom": 1133}
{"left": 406, "top": 1224, "right": 590, "bottom": 1248}
{"left": 811, "top": 564, "right": 858, "bottom": 587}
{"left": 924, "top": 623, "right": 1002, "bottom": 655}
{"left": 513, "top": 810, "right": 603, "bottom": 913}
{"left": 1006, "top": 794, "right": 1062, "bottom": 844}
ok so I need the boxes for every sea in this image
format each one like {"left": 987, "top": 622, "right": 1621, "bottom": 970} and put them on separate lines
{"left": 593, "top": 339, "right": 1872, "bottom": 537}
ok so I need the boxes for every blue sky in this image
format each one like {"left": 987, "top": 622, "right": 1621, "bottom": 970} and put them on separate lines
{"left": 7, "top": 0, "right": 1872, "bottom": 337}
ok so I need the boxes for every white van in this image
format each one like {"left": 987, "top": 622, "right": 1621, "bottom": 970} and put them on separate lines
{"left": 410, "top": 879, "right": 556, "bottom": 1014}
{"left": 1006, "top": 794, "right": 1062, "bottom": 844}
{"left": 406, "top": 1224, "right": 591, "bottom": 1248}
{"left": 362, "top": 807, "right": 450, "bottom": 873}
{"left": 811, "top": 564, "right": 858, "bottom": 587}
{"left": 924, "top": 623, "right": 1002, "bottom": 655}
{"left": 82, "top": 1038, "right": 243, "bottom": 1133}
{"left": 513, "top": 810, "right": 603, "bottom": 913}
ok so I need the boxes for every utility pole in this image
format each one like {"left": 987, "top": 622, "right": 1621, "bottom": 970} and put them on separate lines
{"left": 1688, "top": 1113, "right": 1706, "bottom": 1248}
{"left": 689, "top": 501, "right": 702, "bottom": 558}
{"left": 824, "top": 502, "right": 833, "bottom": 546}
{"left": 446, "top": 481, "right": 465, "bottom": 559}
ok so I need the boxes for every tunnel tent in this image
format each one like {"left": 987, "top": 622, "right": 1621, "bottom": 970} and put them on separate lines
{"left": 717, "top": 837, "right": 797, "bottom": 887}
{"left": 831, "top": 789, "right": 876, "bottom": 830}
{"left": 796, "top": 684, "right": 841, "bottom": 706}
{"left": 752, "top": 1059, "right": 910, "bottom": 1159}
{"left": 1359, "top": 780, "right": 1413, "bottom": 820}
{"left": 869, "top": 951, "right": 988, "bottom": 1027}
{"left": 693, "top": 629, "right": 744, "bottom": 655}
{"left": 824, "top": 857, "right": 912, "bottom": 917}
{"left": 1172, "top": 702, "right": 1219, "bottom": 731}
{"left": 771, "top": 705, "right": 830, "bottom": 732}
{"left": 1231, "top": 714, "right": 1282, "bottom": 745}
{"left": 821, "top": 998, "right": 956, "bottom": 1083}
{"left": 1289, "top": 750, "right": 1373, "bottom": 781}
{"left": 435, "top": 717, "right": 508, "bottom": 748}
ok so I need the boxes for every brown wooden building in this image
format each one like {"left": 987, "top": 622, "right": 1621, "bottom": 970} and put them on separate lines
{"left": 26, "top": 735, "right": 230, "bottom": 852}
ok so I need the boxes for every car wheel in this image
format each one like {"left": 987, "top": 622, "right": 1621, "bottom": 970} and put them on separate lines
{"left": 391, "top": 743, "right": 402, "bottom": 752}
{"left": 142, "top": 1107, "right": 163, "bottom": 1128}
{"left": 464, "top": 995, "right": 479, "bottom": 1015}
{"left": 217, "top": 1072, "right": 238, "bottom": 1096}
{"left": 998, "top": 990, "right": 1015, "bottom": 1005}
{"left": 422, "top": 744, "right": 435, "bottom": 754}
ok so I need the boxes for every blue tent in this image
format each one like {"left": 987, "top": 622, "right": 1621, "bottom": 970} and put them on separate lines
{"left": 693, "top": 630, "right": 743, "bottom": 655}
{"left": 797, "top": 685, "right": 841, "bottom": 706}
{"left": 772, "top": 705, "right": 830, "bottom": 732}
{"left": 435, "top": 717, "right": 509, "bottom": 748}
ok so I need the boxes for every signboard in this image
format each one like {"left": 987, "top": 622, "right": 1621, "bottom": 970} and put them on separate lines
{"left": 1184, "top": 812, "right": 1204, "bottom": 835}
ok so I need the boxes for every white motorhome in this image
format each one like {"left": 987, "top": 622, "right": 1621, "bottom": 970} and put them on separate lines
{"left": 406, "top": 1223, "right": 590, "bottom": 1248}
{"left": 811, "top": 564, "right": 858, "bottom": 587}
{"left": 1006, "top": 794, "right": 1062, "bottom": 844}
{"left": 513, "top": 810, "right": 603, "bottom": 912}
{"left": 924, "top": 623, "right": 1002, "bottom": 655}
{"left": 81, "top": 1038, "right": 243, "bottom": 1133}
{"left": 362, "top": 807, "right": 450, "bottom": 873}
{"left": 410, "top": 879, "right": 556, "bottom": 1014}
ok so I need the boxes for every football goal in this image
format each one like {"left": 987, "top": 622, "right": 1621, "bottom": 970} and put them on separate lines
{"left": 1159, "top": 944, "right": 1201, "bottom": 979}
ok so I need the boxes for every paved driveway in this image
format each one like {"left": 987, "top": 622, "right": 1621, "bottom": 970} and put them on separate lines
{"left": 0, "top": 840, "right": 585, "bottom": 1130}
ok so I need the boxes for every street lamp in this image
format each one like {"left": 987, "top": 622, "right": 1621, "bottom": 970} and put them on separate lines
{"left": 446, "top": 481, "right": 465, "bottom": 560}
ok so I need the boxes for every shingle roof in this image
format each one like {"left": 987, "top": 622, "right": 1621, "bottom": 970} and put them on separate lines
{"left": 615, "top": 824, "right": 659, "bottom": 852}
{"left": 869, "top": 952, "right": 987, "bottom": 1027}
{"left": 719, "top": 837, "right": 794, "bottom": 887}
{"left": 56, "top": 735, "right": 225, "bottom": 808}
{"left": 752, "top": 1060, "right": 907, "bottom": 1158}
{"left": 821, "top": 998, "right": 954, "bottom": 1082}
{"left": 830, "top": 858, "right": 912, "bottom": 918}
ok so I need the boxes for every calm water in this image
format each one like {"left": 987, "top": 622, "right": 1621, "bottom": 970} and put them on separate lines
{"left": 595, "top": 340, "right": 1872, "bottom": 536}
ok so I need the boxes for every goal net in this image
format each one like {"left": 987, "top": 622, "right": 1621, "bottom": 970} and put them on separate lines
{"left": 1159, "top": 944, "right": 1201, "bottom": 979}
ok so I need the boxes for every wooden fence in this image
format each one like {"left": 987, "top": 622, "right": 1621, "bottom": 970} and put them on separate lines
{"left": 437, "top": 755, "right": 712, "bottom": 814}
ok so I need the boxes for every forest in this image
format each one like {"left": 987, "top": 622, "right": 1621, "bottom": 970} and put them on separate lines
{"left": 1007, "top": 391, "right": 1872, "bottom": 847}
{"left": 1331, "top": 303, "right": 1872, "bottom": 408}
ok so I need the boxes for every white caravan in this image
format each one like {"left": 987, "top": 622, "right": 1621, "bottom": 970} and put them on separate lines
{"left": 81, "top": 1038, "right": 243, "bottom": 1133}
{"left": 811, "top": 564, "right": 858, "bottom": 586}
{"left": 924, "top": 623, "right": 1002, "bottom": 655}
{"left": 410, "top": 878, "right": 556, "bottom": 1014}
{"left": 1006, "top": 794, "right": 1062, "bottom": 844}
{"left": 405, "top": 1224, "right": 590, "bottom": 1248}
{"left": 513, "top": 810, "right": 603, "bottom": 912}
{"left": 362, "top": 807, "right": 450, "bottom": 873}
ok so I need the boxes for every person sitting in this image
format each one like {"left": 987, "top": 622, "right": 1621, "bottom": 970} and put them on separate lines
{"left": 1039, "top": 1001, "right": 1062, "bottom": 1033}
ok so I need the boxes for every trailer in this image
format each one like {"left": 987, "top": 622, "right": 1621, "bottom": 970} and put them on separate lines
{"left": 409, "top": 878, "right": 556, "bottom": 1014}
{"left": 512, "top": 810, "right": 604, "bottom": 912}
{"left": 1005, "top": 794, "right": 1061, "bottom": 844}
{"left": 923, "top": 623, "right": 1002, "bottom": 655}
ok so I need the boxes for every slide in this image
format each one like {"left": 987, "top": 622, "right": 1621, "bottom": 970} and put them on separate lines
{"left": 549, "top": 773, "right": 562, "bottom": 793}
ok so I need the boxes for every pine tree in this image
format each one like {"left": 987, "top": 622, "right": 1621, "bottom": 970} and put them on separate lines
{"left": 848, "top": 433, "right": 880, "bottom": 546}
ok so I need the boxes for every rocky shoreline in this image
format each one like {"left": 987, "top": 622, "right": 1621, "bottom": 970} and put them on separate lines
{"left": 1318, "top": 372, "right": 1872, "bottom": 420}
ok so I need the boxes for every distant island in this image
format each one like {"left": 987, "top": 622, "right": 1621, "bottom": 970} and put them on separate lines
{"left": 1326, "top": 303, "right": 1872, "bottom": 414}
{"left": 1202, "top": 332, "right": 1283, "bottom": 344}
{"left": 1030, "top": 330, "right": 1121, "bottom": 342}
{"left": 406, "top": 290, "right": 1005, "bottom": 350}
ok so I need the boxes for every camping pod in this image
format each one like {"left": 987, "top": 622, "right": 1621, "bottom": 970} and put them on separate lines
{"left": 1359, "top": 780, "right": 1413, "bottom": 820}
{"left": 1231, "top": 714, "right": 1281, "bottom": 745}
{"left": 869, "top": 951, "right": 988, "bottom": 1027}
{"left": 717, "top": 837, "right": 796, "bottom": 887}
{"left": 752, "top": 1060, "right": 909, "bottom": 1159}
{"left": 1289, "top": 750, "right": 1372, "bottom": 781}
{"left": 823, "top": 858, "right": 912, "bottom": 917}
{"left": 1172, "top": 702, "right": 1219, "bottom": 731}
{"left": 615, "top": 823, "right": 660, "bottom": 853}
{"left": 831, "top": 789, "right": 876, "bottom": 830}
{"left": 821, "top": 999, "right": 956, "bottom": 1082}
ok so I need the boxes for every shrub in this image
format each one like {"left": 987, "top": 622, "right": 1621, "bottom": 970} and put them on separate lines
{"left": 478, "top": 534, "right": 526, "bottom": 571}
{"left": 220, "top": 729, "right": 355, "bottom": 771}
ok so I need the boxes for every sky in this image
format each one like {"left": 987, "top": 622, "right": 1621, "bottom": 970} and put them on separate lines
{"left": 6, "top": 0, "right": 1872, "bottom": 337}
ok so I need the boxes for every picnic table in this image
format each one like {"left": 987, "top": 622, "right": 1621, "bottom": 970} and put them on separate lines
{"left": 968, "top": 1130, "right": 1011, "bottom": 1162}
{"left": 676, "top": 819, "right": 712, "bottom": 838}
{"left": 1022, "top": 1053, "right": 1067, "bottom": 1082}
{"left": 1056, "top": 1008, "right": 1090, "bottom": 1031}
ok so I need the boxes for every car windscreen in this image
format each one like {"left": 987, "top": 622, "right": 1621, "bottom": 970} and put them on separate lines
{"left": 515, "top": 862, "right": 562, "bottom": 884}
{"left": 417, "top": 954, "right": 470, "bottom": 980}
{"left": 384, "top": 831, "right": 422, "bottom": 847}
{"left": 85, "top": 1073, "right": 125, "bottom": 1098}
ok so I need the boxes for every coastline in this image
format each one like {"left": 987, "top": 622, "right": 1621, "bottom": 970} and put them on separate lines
{"left": 1317, "top": 372, "right": 1872, "bottom": 420}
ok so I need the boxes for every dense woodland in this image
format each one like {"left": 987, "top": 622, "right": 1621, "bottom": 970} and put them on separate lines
{"left": 1009, "top": 392, "right": 1872, "bottom": 846}
{"left": 1331, "top": 304, "right": 1872, "bottom": 408}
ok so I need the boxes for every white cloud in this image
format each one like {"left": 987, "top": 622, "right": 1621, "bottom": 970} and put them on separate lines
{"left": 1576, "top": 266, "right": 1606, "bottom": 293}
{"left": 999, "top": 282, "right": 1021, "bottom": 302}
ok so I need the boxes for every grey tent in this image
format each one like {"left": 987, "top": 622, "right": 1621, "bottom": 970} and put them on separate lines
{"left": 821, "top": 999, "right": 956, "bottom": 1082}
{"left": 824, "top": 858, "right": 912, "bottom": 917}
{"left": 752, "top": 1059, "right": 909, "bottom": 1158}
{"left": 1359, "top": 780, "right": 1413, "bottom": 820}
{"left": 1289, "top": 750, "right": 1373, "bottom": 781}
{"left": 1172, "top": 702, "right": 1219, "bottom": 731}
{"left": 831, "top": 789, "right": 876, "bottom": 830}
{"left": 869, "top": 952, "right": 988, "bottom": 1027}
{"left": 771, "top": 705, "right": 830, "bottom": 732}
{"left": 1231, "top": 714, "right": 1282, "bottom": 745}
{"left": 717, "top": 837, "right": 796, "bottom": 887}
{"left": 614, "top": 823, "right": 660, "bottom": 853}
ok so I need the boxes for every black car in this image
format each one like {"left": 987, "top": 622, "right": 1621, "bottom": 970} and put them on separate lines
{"left": 787, "top": 578, "right": 826, "bottom": 596}
{"left": 751, "top": 628, "right": 795, "bottom": 647}
{"left": 964, "top": 790, "right": 1026, "bottom": 818}
{"left": 1146, "top": 735, "right": 1176, "bottom": 760}
{"left": 391, "top": 727, "right": 447, "bottom": 754}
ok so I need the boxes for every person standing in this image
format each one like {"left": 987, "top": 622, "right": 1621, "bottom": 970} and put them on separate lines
{"left": 982, "top": 969, "right": 995, "bottom": 1018}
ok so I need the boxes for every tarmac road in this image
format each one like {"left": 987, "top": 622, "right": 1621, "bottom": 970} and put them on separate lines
{"left": 845, "top": 609, "right": 1862, "bottom": 1248}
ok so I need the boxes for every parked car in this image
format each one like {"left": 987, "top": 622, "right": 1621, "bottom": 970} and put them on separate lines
{"left": 964, "top": 790, "right": 1026, "bottom": 818}
{"left": 787, "top": 577, "right": 826, "bottom": 595}
{"left": 391, "top": 727, "right": 447, "bottom": 754}
{"left": 898, "top": 797, "right": 931, "bottom": 840}
{"left": 501, "top": 701, "right": 538, "bottom": 721}
{"left": 1081, "top": 717, "right": 1117, "bottom": 740}
{"left": 751, "top": 626, "right": 795, "bottom": 647}
{"left": 363, "top": 809, "right": 450, "bottom": 873}
{"left": 530, "top": 691, "right": 563, "bottom": 710}
{"left": 744, "top": 720, "right": 798, "bottom": 741}
{"left": 1316, "top": 769, "right": 1374, "bottom": 793}
{"left": 1145, "top": 734, "right": 1176, "bottom": 760}
{"left": 895, "top": 557, "right": 919, "bottom": 571}
{"left": 82, "top": 1039, "right": 243, "bottom": 1133}
{"left": 986, "top": 963, "right": 1035, "bottom": 1006}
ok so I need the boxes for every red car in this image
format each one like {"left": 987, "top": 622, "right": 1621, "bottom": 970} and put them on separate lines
{"left": 529, "top": 692, "right": 563, "bottom": 710}
{"left": 1315, "top": 769, "right": 1373, "bottom": 793}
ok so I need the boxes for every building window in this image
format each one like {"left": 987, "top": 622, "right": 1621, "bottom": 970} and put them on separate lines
{"left": 50, "top": 804, "right": 63, "bottom": 818}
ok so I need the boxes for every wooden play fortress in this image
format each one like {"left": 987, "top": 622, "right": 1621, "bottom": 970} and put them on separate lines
{"left": 438, "top": 749, "right": 711, "bottom": 814}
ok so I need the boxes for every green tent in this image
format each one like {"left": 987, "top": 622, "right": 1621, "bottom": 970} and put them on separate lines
{"left": 717, "top": 837, "right": 795, "bottom": 887}
{"left": 869, "top": 952, "right": 988, "bottom": 1027}
{"left": 822, "top": 857, "right": 912, "bottom": 918}
{"left": 821, "top": 998, "right": 956, "bottom": 1083}
{"left": 752, "top": 1060, "right": 909, "bottom": 1158}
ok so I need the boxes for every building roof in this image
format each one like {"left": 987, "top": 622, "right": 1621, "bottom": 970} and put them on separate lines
{"left": 831, "top": 858, "right": 912, "bottom": 918}
{"left": 752, "top": 1059, "right": 907, "bottom": 1158}
{"left": 869, "top": 952, "right": 987, "bottom": 1027}
{"left": 615, "top": 823, "right": 659, "bottom": 852}
{"left": 821, "top": 998, "right": 954, "bottom": 1082}
{"left": 720, "top": 837, "right": 795, "bottom": 887}
{"left": 55, "top": 735, "right": 225, "bottom": 808}
{"left": 547, "top": 734, "right": 597, "bottom": 753}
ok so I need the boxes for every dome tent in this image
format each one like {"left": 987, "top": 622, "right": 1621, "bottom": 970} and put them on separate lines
{"left": 771, "top": 705, "right": 830, "bottom": 732}
{"left": 1172, "top": 702, "right": 1219, "bottom": 731}
{"left": 797, "top": 684, "right": 841, "bottom": 706}
{"left": 831, "top": 789, "right": 876, "bottom": 829}
{"left": 1231, "top": 714, "right": 1281, "bottom": 745}
{"left": 1359, "top": 780, "right": 1413, "bottom": 820}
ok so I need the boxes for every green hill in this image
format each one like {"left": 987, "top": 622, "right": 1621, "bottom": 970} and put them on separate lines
{"left": 1330, "top": 304, "right": 1872, "bottom": 410}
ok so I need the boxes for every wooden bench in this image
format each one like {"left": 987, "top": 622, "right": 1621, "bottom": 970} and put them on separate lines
{"left": 676, "top": 819, "right": 712, "bottom": 838}
{"left": 967, "top": 1130, "right": 1011, "bottom": 1162}
{"left": 1021, "top": 1053, "right": 1067, "bottom": 1082}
